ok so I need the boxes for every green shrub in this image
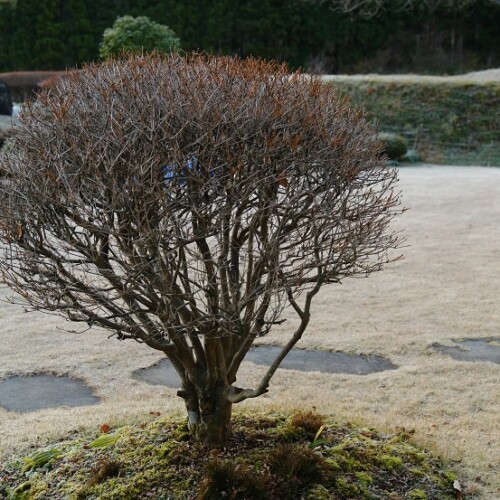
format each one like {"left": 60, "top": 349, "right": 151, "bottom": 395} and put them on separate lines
{"left": 99, "top": 15, "right": 180, "bottom": 59}
{"left": 378, "top": 132, "right": 408, "bottom": 160}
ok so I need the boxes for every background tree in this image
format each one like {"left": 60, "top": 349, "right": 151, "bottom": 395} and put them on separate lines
{"left": 305, "top": 0, "right": 500, "bottom": 17}
{"left": 31, "top": 0, "right": 64, "bottom": 70}
{"left": 0, "top": 0, "right": 498, "bottom": 73}
{"left": 1, "top": 53, "right": 399, "bottom": 442}
{"left": 99, "top": 15, "right": 180, "bottom": 59}
{"left": 0, "top": 2, "right": 14, "bottom": 71}
{"left": 8, "top": 0, "right": 39, "bottom": 70}
{"left": 60, "top": 0, "right": 96, "bottom": 68}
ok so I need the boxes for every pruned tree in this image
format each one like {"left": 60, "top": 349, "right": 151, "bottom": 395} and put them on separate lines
{"left": 99, "top": 15, "right": 180, "bottom": 59}
{"left": 0, "top": 54, "right": 402, "bottom": 443}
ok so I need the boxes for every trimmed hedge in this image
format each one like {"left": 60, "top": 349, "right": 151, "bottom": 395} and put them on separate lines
{"left": 328, "top": 78, "right": 500, "bottom": 166}
{"left": 378, "top": 132, "right": 408, "bottom": 160}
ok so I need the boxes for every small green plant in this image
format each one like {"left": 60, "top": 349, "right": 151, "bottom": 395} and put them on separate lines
{"left": 378, "top": 132, "right": 408, "bottom": 160}
{"left": 99, "top": 15, "right": 180, "bottom": 59}
{"left": 22, "top": 448, "right": 63, "bottom": 472}
{"left": 89, "top": 433, "right": 120, "bottom": 449}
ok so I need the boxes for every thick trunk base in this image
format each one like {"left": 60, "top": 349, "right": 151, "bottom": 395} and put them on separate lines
{"left": 186, "top": 395, "right": 233, "bottom": 445}
{"left": 200, "top": 400, "right": 233, "bottom": 444}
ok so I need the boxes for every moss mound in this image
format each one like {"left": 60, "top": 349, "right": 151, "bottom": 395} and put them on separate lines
{"left": 0, "top": 412, "right": 458, "bottom": 499}
{"left": 330, "top": 79, "right": 500, "bottom": 166}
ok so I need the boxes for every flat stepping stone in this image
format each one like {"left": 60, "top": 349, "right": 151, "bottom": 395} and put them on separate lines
{"left": 0, "top": 374, "right": 100, "bottom": 412}
{"left": 132, "top": 346, "right": 397, "bottom": 388}
{"left": 433, "top": 338, "right": 500, "bottom": 364}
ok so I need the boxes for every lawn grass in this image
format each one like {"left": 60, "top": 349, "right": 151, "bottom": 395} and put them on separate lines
{"left": 0, "top": 158, "right": 499, "bottom": 496}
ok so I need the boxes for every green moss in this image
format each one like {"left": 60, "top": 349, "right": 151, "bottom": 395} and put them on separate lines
{"left": 335, "top": 476, "right": 361, "bottom": 497}
{"left": 272, "top": 422, "right": 307, "bottom": 442}
{"left": 442, "top": 470, "right": 457, "bottom": 483}
{"left": 0, "top": 413, "right": 458, "bottom": 499}
{"left": 306, "top": 483, "right": 331, "bottom": 499}
{"left": 378, "top": 454, "right": 404, "bottom": 471}
{"left": 327, "top": 447, "right": 366, "bottom": 473}
{"left": 324, "top": 458, "right": 341, "bottom": 473}
{"left": 408, "top": 489, "right": 428, "bottom": 499}
{"left": 409, "top": 466, "right": 426, "bottom": 477}
{"left": 13, "top": 481, "right": 31, "bottom": 496}
{"left": 88, "top": 478, "right": 142, "bottom": 500}
{"left": 355, "top": 471, "right": 373, "bottom": 485}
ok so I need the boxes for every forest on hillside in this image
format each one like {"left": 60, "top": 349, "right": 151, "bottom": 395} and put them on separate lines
{"left": 0, "top": 0, "right": 499, "bottom": 74}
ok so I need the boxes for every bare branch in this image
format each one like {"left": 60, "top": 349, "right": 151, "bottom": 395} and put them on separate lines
{"left": 0, "top": 53, "right": 404, "bottom": 442}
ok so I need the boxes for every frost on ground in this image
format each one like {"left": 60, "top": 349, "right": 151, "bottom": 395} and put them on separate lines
{"left": 321, "top": 67, "right": 500, "bottom": 83}
{"left": 0, "top": 164, "right": 499, "bottom": 497}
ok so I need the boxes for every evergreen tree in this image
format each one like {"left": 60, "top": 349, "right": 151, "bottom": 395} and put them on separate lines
{"left": 99, "top": 15, "right": 180, "bottom": 59}
{"left": 1, "top": 0, "right": 498, "bottom": 74}
{"left": 10, "top": 0, "right": 39, "bottom": 70}
{"left": 61, "top": 0, "right": 96, "bottom": 67}
{"left": 86, "top": 0, "right": 131, "bottom": 58}
{"left": 0, "top": 2, "right": 14, "bottom": 71}
{"left": 32, "top": 0, "right": 64, "bottom": 69}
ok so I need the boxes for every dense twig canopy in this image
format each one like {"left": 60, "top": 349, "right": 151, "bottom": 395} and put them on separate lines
{"left": 0, "top": 54, "right": 402, "bottom": 435}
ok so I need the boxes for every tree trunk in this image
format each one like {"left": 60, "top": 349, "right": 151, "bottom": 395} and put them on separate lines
{"left": 199, "top": 393, "right": 233, "bottom": 444}
{"left": 180, "top": 382, "right": 233, "bottom": 444}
